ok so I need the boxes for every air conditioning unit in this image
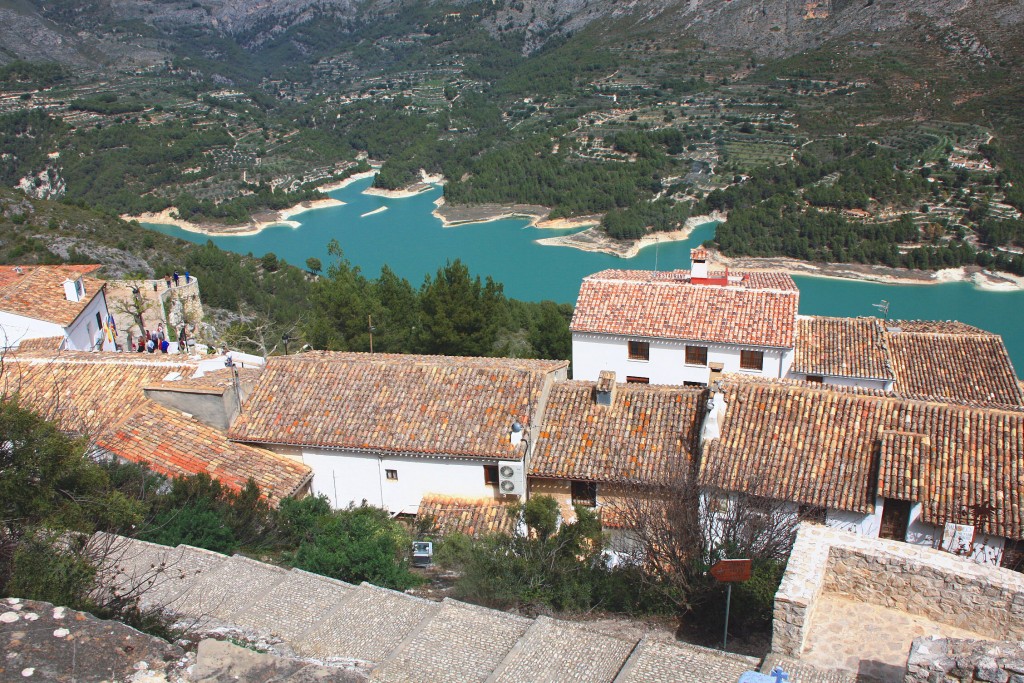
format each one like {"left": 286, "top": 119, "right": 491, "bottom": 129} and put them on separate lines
{"left": 497, "top": 460, "right": 525, "bottom": 496}
{"left": 411, "top": 541, "right": 433, "bottom": 568}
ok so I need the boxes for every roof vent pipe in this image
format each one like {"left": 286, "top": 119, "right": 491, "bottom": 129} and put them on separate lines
{"left": 510, "top": 421, "right": 523, "bottom": 446}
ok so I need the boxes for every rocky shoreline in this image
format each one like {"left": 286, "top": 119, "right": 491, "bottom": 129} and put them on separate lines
{"left": 712, "top": 253, "right": 1024, "bottom": 291}
{"left": 121, "top": 171, "right": 376, "bottom": 236}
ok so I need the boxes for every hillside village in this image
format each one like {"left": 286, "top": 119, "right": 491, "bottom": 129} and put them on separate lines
{"left": 2, "top": 252, "right": 1024, "bottom": 681}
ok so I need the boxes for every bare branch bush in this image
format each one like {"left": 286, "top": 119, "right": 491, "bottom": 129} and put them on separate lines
{"left": 607, "top": 454, "right": 804, "bottom": 615}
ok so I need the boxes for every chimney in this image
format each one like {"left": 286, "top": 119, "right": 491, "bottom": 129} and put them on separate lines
{"left": 595, "top": 370, "right": 617, "bottom": 406}
{"left": 63, "top": 277, "right": 85, "bottom": 302}
{"left": 708, "top": 362, "right": 724, "bottom": 385}
{"left": 690, "top": 247, "right": 709, "bottom": 280}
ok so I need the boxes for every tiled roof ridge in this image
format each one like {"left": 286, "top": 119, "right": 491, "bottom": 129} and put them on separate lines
{"left": 12, "top": 355, "right": 197, "bottom": 369}
{"left": 583, "top": 269, "right": 799, "bottom": 294}
{"left": 275, "top": 350, "right": 568, "bottom": 368}
{"left": 721, "top": 373, "right": 892, "bottom": 397}
{"left": 725, "top": 376, "right": 1024, "bottom": 419}
{"left": 886, "top": 319, "right": 996, "bottom": 336}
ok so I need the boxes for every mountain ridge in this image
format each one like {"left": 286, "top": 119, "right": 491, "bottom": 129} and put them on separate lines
{"left": 1, "top": 0, "right": 1021, "bottom": 68}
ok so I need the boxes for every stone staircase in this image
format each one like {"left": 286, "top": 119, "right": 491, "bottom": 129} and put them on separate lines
{"left": 91, "top": 533, "right": 761, "bottom": 682}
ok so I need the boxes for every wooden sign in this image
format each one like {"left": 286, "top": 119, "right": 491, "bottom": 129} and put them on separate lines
{"left": 710, "top": 558, "right": 752, "bottom": 583}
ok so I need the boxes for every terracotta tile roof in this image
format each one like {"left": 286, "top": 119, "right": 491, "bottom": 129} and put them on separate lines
{"left": 570, "top": 269, "right": 800, "bottom": 348}
{"left": 874, "top": 409, "right": 1024, "bottom": 539}
{"left": 417, "top": 494, "right": 514, "bottom": 537}
{"left": 790, "top": 316, "right": 1022, "bottom": 407}
{"left": 144, "top": 367, "right": 263, "bottom": 395}
{"left": 531, "top": 381, "right": 705, "bottom": 484}
{"left": 99, "top": 403, "right": 311, "bottom": 502}
{"left": 0, "top": 265, "right": 106, "bottom": 326}
{"left": 791, "top": 317, "right": 893, "bottom": 380}
{"left": 0, "top": 264, "right": 101, "bottom": 289}
{"left": 14, "top": 336, "right": 66, "bottom": 352}
{"left": 888, "top": 319, "right": 995, "bottom": 335}
{"left": 2, "top": 350, "right": 311, "bottom": 501}
{"left": 704, "top": 380, "right": 1024, "bottom": 539}
{"left": 885, "top": 328, "right": 1023, "bottom": 407}
{"left": 702, "top": 382, "right": 883, "bottom": 516}
{"left": 2, "top": 351, "right": 203, "bottom": 435}
{"left": 228, "top": 352, "right": 568, "bottom": 458}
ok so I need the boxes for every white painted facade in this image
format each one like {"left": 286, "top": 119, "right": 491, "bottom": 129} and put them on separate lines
{"left": 269, "top": 444, "right": 511, "bottom": 515}
{"left": 0, "top": 286, "right": 110, "bottom": 351}
{"left": 786, "top": 372, "right": 893, "bottom": 392}
{"left": 826, "top": 504, "right": 882, "bottom": 537}
{"left": 699, "top": 490, "right": 1008, "bottom": 567}
{"left": 572, "top": 332, "right": 793, "bottom": 385}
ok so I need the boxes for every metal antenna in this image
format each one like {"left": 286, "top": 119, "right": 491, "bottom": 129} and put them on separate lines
{"left": 872, "top": 299, "right": 890, "bottom": 321}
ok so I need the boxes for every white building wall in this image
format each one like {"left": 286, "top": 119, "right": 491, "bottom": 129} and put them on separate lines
{"left": 826, "top": 504, "right": 883, "bottom": 537}
{"left": 273, "top": 445, "right": 507, "bottom": 514}
{"left": 905, "top": 502, "right": 1005, "bottom": 566}
{"left": 0, "top": 312, "right": 65, "bottom": 349}
{"left": 572, "top": 332, "right": 788, "bottom": 385}
{"left": 65, "top": 291, "right": 112, "bottom": 351}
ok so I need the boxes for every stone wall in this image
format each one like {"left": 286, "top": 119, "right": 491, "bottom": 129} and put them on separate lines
{"left": 772, "top": 524, "right": 1024, "bottom": 657}
{"left": 823, "top": 542, "right": 1024, "bottom": 641}
{"left": 771, "top": 524, "right": 832, "bottom": 656}
{"left": 163, "top": 279, "right": 204, "bottom": 329}
{"left": 906, "top": 637, "right": 1024, "bottom": 682}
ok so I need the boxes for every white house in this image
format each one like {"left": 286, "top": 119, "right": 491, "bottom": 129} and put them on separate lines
{"left": 228, "top": 352, "right": 569, "bottom": 515}
{"left": 788, "top": 316, "right": 1024, "bottom": 406}
{"left": 0, "top": 264, "right": 113, "bottom": 352}
{"left": 700, "top": 377, "right": 1023, "bottom": 568}
{"left": 788, "top": 316, "right": 894, "bottom": 391}
{"left": 570, "top": 249, "right": 800, "bottom": 386}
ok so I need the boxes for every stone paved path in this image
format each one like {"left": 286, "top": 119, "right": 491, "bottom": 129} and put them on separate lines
{"left": 799, "top": 595, "right": 992, "bottom": 682}
{"left": 91, "top": 533, "right": 762, "bottom": 682}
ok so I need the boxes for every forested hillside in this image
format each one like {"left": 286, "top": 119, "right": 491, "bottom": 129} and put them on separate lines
{"left": 0, "top": 0, "right": 1022, "bottom": 278}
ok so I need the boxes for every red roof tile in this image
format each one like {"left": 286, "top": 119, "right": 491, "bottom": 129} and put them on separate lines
{"left": 885, "top": 328, "right": 1023, "bottom": 407}
{"left": 418, "top": 494, "right": 514, "bottom": 537}
{"left": 99, "top": 403, "right": 311, "bottom": 502}
{"left": 570, "top": 269, "right": 799, "bottom": 348}
{"left": 531, "top": 380, "right": 705, "bottom": 484}
{"left": 705, "top": 380, "right": 1024, "bottom": 539}
{"left": 1, "top": 351, "right": 310, "bottom": 502}
{"left": 2, "top": 351, "right": 203, "bottom": 435}
{"left": 792, "top": 317, "right": 893, "bottom": 380}
{"left": 0, "top": 265, "right": 105, "bottom": 326}
{"left": 14, "top": 336, "right": 66, "bottom": 352}
{"left": 228, "top": 352, "right": 568, "bottom": 458}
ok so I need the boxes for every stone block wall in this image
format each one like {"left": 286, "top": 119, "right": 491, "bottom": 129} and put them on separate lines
{"left": 823, "top": 542, "right": 1024, "bottom": 641}
{"left": 772, "top": 524, "right": 1024, "bottom": 657}
{"left": 906, "top": 637, "right": 1024, "bottom": 682}
{"left": 771, "top": 523, "right": 832, "bottom": 656}
{"left": 163, "top": 280, "right": 204, "bottom": 329}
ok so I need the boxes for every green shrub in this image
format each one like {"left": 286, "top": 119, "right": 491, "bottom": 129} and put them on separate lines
{"left": 7, "top": 533, "right": 97, "bottom": 609}
{"left": 288, "top": 503, "right": 419, "bottom": 590}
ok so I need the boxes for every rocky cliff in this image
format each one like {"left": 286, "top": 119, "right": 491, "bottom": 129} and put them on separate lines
{"left": 2, "top": 0, "right": 1022, "bottom": 67}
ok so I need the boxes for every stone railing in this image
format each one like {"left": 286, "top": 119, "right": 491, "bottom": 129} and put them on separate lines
{"left": 772, "top": 524, "right": 1024, "bottom": 657}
